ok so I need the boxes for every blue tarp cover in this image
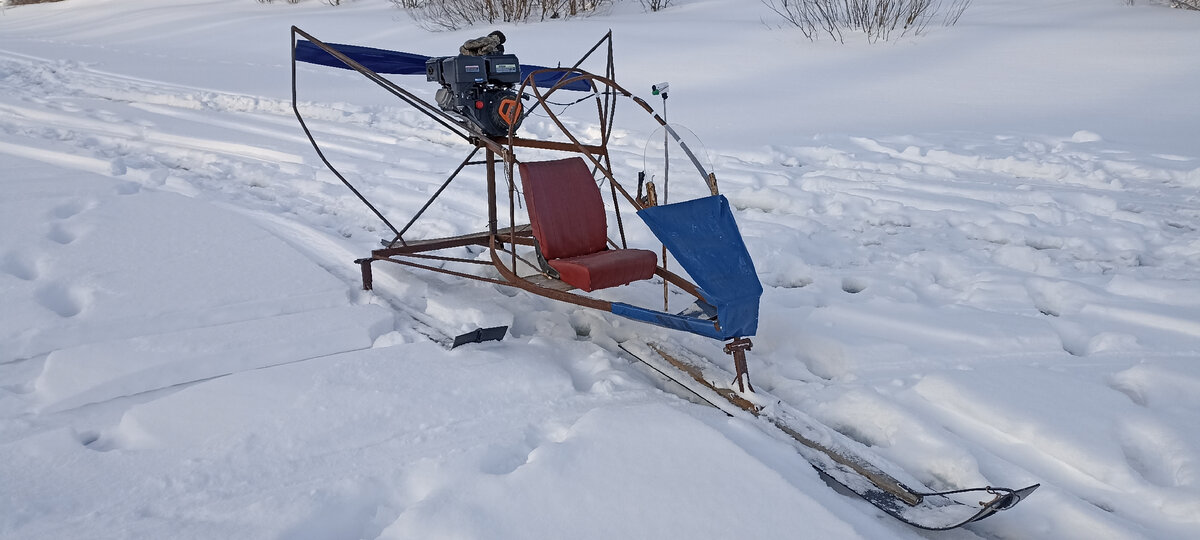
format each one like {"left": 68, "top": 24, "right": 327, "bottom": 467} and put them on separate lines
{"left": 627, "top": 195, "right": 762, "bottom": 340}
{"left": 295, "top": 40, "right": 590, "bottom": 92}
{"left": 612, "top": 302, "right": 727, "bottom": 340}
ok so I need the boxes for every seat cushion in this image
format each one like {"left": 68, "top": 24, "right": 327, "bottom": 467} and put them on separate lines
{"left": 547, "top": 249, "right": 657, "bottom": 292}
{"left": 519, "top": 157, "right": 608, "bottom": 260}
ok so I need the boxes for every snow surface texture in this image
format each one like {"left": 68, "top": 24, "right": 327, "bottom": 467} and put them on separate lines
{"left": 2, "top": 0, "right": 1199, "bottom": 538}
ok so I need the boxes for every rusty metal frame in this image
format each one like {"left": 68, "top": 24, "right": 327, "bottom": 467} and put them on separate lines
{"left": 293, "top": 27, "right": 744, "bottom": 365}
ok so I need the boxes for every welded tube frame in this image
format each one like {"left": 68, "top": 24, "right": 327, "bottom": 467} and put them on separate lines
{"left": 292, "top": 27, "right": 739, "bottom": 350}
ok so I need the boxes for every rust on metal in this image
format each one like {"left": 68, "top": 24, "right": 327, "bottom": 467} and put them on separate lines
{"left": 648, "top": 343, "right": 760, "bottom": 414}
{"left": 343, "top": 59, "right": 727, "bottom": 322}
{"left": 772, "top": 422, "right": 923, "bottom": 507}
{"left": 724, "top": 338, "right": 755, "bottom": 393}
{"left": 373, "top": 224, "right": 533, "bottom": 258}
{"left": 357, "top": 258, "right": 373, "bottom": 291}
{"left": 296, "top": 27, "right": 756, "bottom": 390}
{"left": 642, "top": 342, "right": 923, "bottom": 507}
{"left": 500, "top": 136, "right": 605, "bottom": 155}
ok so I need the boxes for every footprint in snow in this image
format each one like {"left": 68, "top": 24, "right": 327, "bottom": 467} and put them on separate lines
{"left": 46, "top": 223, "right": 80, "bottom": 245}
{"left": 50, "top": 198, "right": 96, "bottom": 220}
{"left": 479, "top": 423, "right": 571, "bottom": 476}
{"left": 115, "top": 181, "right": 141, "bottom": 195}
{"left": 1, "top": 250, "right": 42, "bottom": 281}
{"left": 1116, "top": 419, "right": 1197, "bottom": 490}
{"left": 45, "top": 198, "right": 98, "bottom": 245}
{"left": 35, "top": 282, "right": 92, "bottom": 318}
{"left": 841, "top": 277, "right": 869, "bottom": 294}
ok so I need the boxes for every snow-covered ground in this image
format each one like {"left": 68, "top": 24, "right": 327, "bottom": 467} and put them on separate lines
{"left": 2, "top": 0, "right": 1199, "bottom": 538}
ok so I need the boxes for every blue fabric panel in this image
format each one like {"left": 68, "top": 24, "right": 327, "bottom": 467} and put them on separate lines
{"left": 611, "top": 303, "right": 724, "bottom": 340}
{"left": 637, "top": 195, "right": 762, "bottom": 339}
{"left": 296, "top": 40, "right": 429, "bottom": 74}
{"left": 295, "top": 40, "right": 590, "bottom": 91}
{"left": 522, "top": 66, "right": 591, "bottom": 93}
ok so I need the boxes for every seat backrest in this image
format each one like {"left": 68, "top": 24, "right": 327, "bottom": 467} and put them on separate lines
{"left": 519, "top": 157, "right": 608, "bottom": 260}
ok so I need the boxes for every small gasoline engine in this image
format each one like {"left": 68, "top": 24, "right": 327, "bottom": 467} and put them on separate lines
{"left": 425, "top": 32, "right": 524, "bottom": 137}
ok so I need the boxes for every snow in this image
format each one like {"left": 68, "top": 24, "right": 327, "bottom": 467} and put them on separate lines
{"left": 2, "top": 0, "right": 1199, "bottom": 538}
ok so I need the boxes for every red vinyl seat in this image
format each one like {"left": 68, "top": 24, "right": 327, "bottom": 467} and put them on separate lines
{"left": 519, "top": 157, "right": 657, "bottom": 292}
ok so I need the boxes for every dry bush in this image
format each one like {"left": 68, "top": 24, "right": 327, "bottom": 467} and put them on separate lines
{"left": 762, "top": 0, "right": 972, "bottom": 43}
{"left": 392, "top": 0, "right": 609, "bottom": 30}
{"left": 641, "top": 0, "right": 673, "bottom": 12}
{"left": 255, "top": 0, "right": 349, "bottom": 5}
{"left": 1127, "top": 0, "right": 1199, "bottom": 9}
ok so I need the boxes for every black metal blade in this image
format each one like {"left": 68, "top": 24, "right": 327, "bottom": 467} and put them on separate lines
{"left": 451, "top": 326, "right": 508, "bottom": 348}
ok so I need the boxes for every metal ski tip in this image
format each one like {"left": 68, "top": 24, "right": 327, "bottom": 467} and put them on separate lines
{"left": 994, "top": 483, "right": 1040, "bottom": 512}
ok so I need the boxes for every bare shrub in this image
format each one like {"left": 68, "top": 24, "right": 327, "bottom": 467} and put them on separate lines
{"left": 641, "top": 0, "right": 673, "bottom": 12}
{"left": 762, "top": 0, "right": 972, "bottom": 43}
{"left": 6, "top": 0, "right": 68, "bottom": 5}
{"left": 542, "top": 0, "right": 611, "bottom": 18}
{"left": 1126, "top": 0, "right": 1199, "bottom": 8}
{"left": 253, "top": 1, "right": 352, "bottom": 8}
{"left": 394, "top": 0, "right": 609, "bottom": 30}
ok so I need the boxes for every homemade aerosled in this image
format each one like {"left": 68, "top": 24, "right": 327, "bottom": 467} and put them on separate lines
{"left": 291, "top": 28, "right": 761, "bottom": 385}
{"left": 290, "top": 27, "right": 1037, "bottom": 530}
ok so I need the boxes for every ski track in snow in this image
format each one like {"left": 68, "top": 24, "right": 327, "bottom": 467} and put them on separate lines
{"left": 3, "top": 7, "right": 1200, "bottom": 538}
